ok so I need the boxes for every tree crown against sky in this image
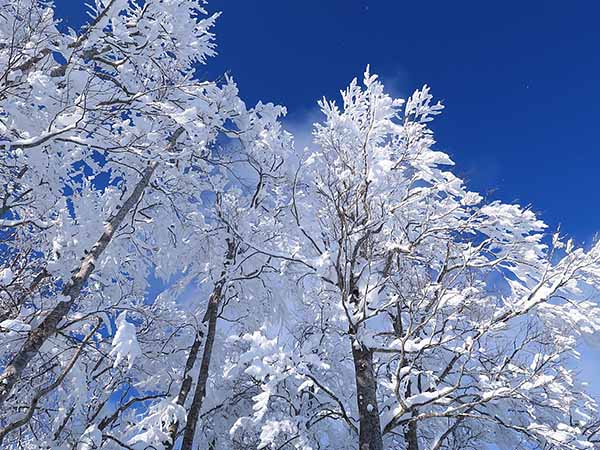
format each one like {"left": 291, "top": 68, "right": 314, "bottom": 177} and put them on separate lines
{"left": 1, "top": 1, "right": 600, "bottom": 450}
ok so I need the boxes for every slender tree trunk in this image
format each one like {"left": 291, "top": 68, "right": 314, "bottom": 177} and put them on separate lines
{"left": 404, "top": 415, "right": 419, "bottom": 450}
{"left": 348, "top": 276, "right": 384, "bottom": 450}
{"left": 0, "top": 161, "right": 158, "bottom": 407}
{"left": 179, "top": 293, "right": 220, "bottom": 450}
{"left": 404, "top": 378, "right": 420, "bottom": 450}
{"left": 180, "top": 240, "right": 235, "bottom": 450}
{"left": 165, "top": 333, "right": 202, "bottom": 450}
{"left": 351, "top": 341, "right": 384, "bottom": 450}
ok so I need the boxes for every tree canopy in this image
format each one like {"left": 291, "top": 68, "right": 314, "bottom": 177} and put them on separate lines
{"left": 1, "top": 1, "right": 600, "bottom": 449}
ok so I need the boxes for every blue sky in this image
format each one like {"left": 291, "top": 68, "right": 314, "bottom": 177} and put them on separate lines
{"left": 206, "top": 0, "right": 600, "bottom": 244}
{"left": 54, "top": 0, "right": 600, "bottom": 390}
{"left": 55, "top": 0, "right": 600, "bottom": 243}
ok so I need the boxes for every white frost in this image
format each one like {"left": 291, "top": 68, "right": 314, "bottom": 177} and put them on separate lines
{"left": 0, "top": 319, "right": 31, "bottom": 333}
{"left": 0, "top": 268, "right": 14, "bottom": 285}
{"left": 109, "top": 314, "right": 142, "bottom": 369}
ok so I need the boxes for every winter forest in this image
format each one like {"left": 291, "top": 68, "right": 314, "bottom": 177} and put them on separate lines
{"left": 1, "top": 1, "right": 600, "bottom": 449}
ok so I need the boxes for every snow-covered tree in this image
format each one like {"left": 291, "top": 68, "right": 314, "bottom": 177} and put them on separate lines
{"left": 2, "top": 1, "right": 600, "bottom": 449}
{"left": 0, "top": 0, "right": 289, "bottom": 448}
{"left": 232, "top": 69, "right": 600, "bottom": 450}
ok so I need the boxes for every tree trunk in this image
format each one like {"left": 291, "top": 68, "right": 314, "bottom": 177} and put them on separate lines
{"left": 404, "top": 415, "right": 419, "bottom": 450}
{"left": 0, "top": 161, "right": 158, "bottom": 407}
{"left": 165, "top": 333, "right": 202, "bottom": 450}
{"left": 180, "top": 240, "right": 235, "bottom": 450}
{"left": 351, "top": 341, "right": 384, "bottom": 450}
{"left": 404, "top": 379, "right": 419, "bottom": 450}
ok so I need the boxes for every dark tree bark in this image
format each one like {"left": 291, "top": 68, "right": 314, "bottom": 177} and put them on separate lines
{"left": 0, "top": 161, "right": 158, "bottom": 407}
{"left": 404, "top": 415, "right": 419, "bottom": 450}
{"left": 347, "top": 271, "right": 384, "bottom": 450}
{"left": 165, "top": 333, "right": 202, "bottom": 450}
{"left": 352, "top": 342, "right": 384, "bottom": 450}
{"left": 180, "top": 240, "right": 235, "bottom": 450}
{"left": 404, "top": 379, "right": 420, "bottom": 450}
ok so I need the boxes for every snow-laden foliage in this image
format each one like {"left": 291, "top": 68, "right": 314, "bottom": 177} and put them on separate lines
{"left": 222, "top": 69, "right": 600, "bottom": 450}
{"left": 1, "top": 1, "right": 600, "bottom": 450}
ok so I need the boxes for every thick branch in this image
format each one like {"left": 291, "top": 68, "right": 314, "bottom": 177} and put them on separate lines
{"left": 0, "top": 161, "right": 158, "bottom": 407}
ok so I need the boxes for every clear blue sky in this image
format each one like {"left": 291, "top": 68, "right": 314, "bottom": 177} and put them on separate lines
{"left": 55, "top": 0, "right": 600, "bottom": 244}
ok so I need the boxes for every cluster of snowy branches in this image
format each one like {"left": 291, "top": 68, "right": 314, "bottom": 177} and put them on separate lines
{"left": 1, "top": 1, "right": 600, "bottom": 449}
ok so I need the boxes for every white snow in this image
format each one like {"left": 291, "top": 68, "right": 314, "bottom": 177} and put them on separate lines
{"left": 0, "top": 319, "right": 31, "bottom": 333}
{"left": 109, "top": 314, "right": 142, "bottom": 369}
{"left": 0, "top": 268, "right": 14, "bottom": 285}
